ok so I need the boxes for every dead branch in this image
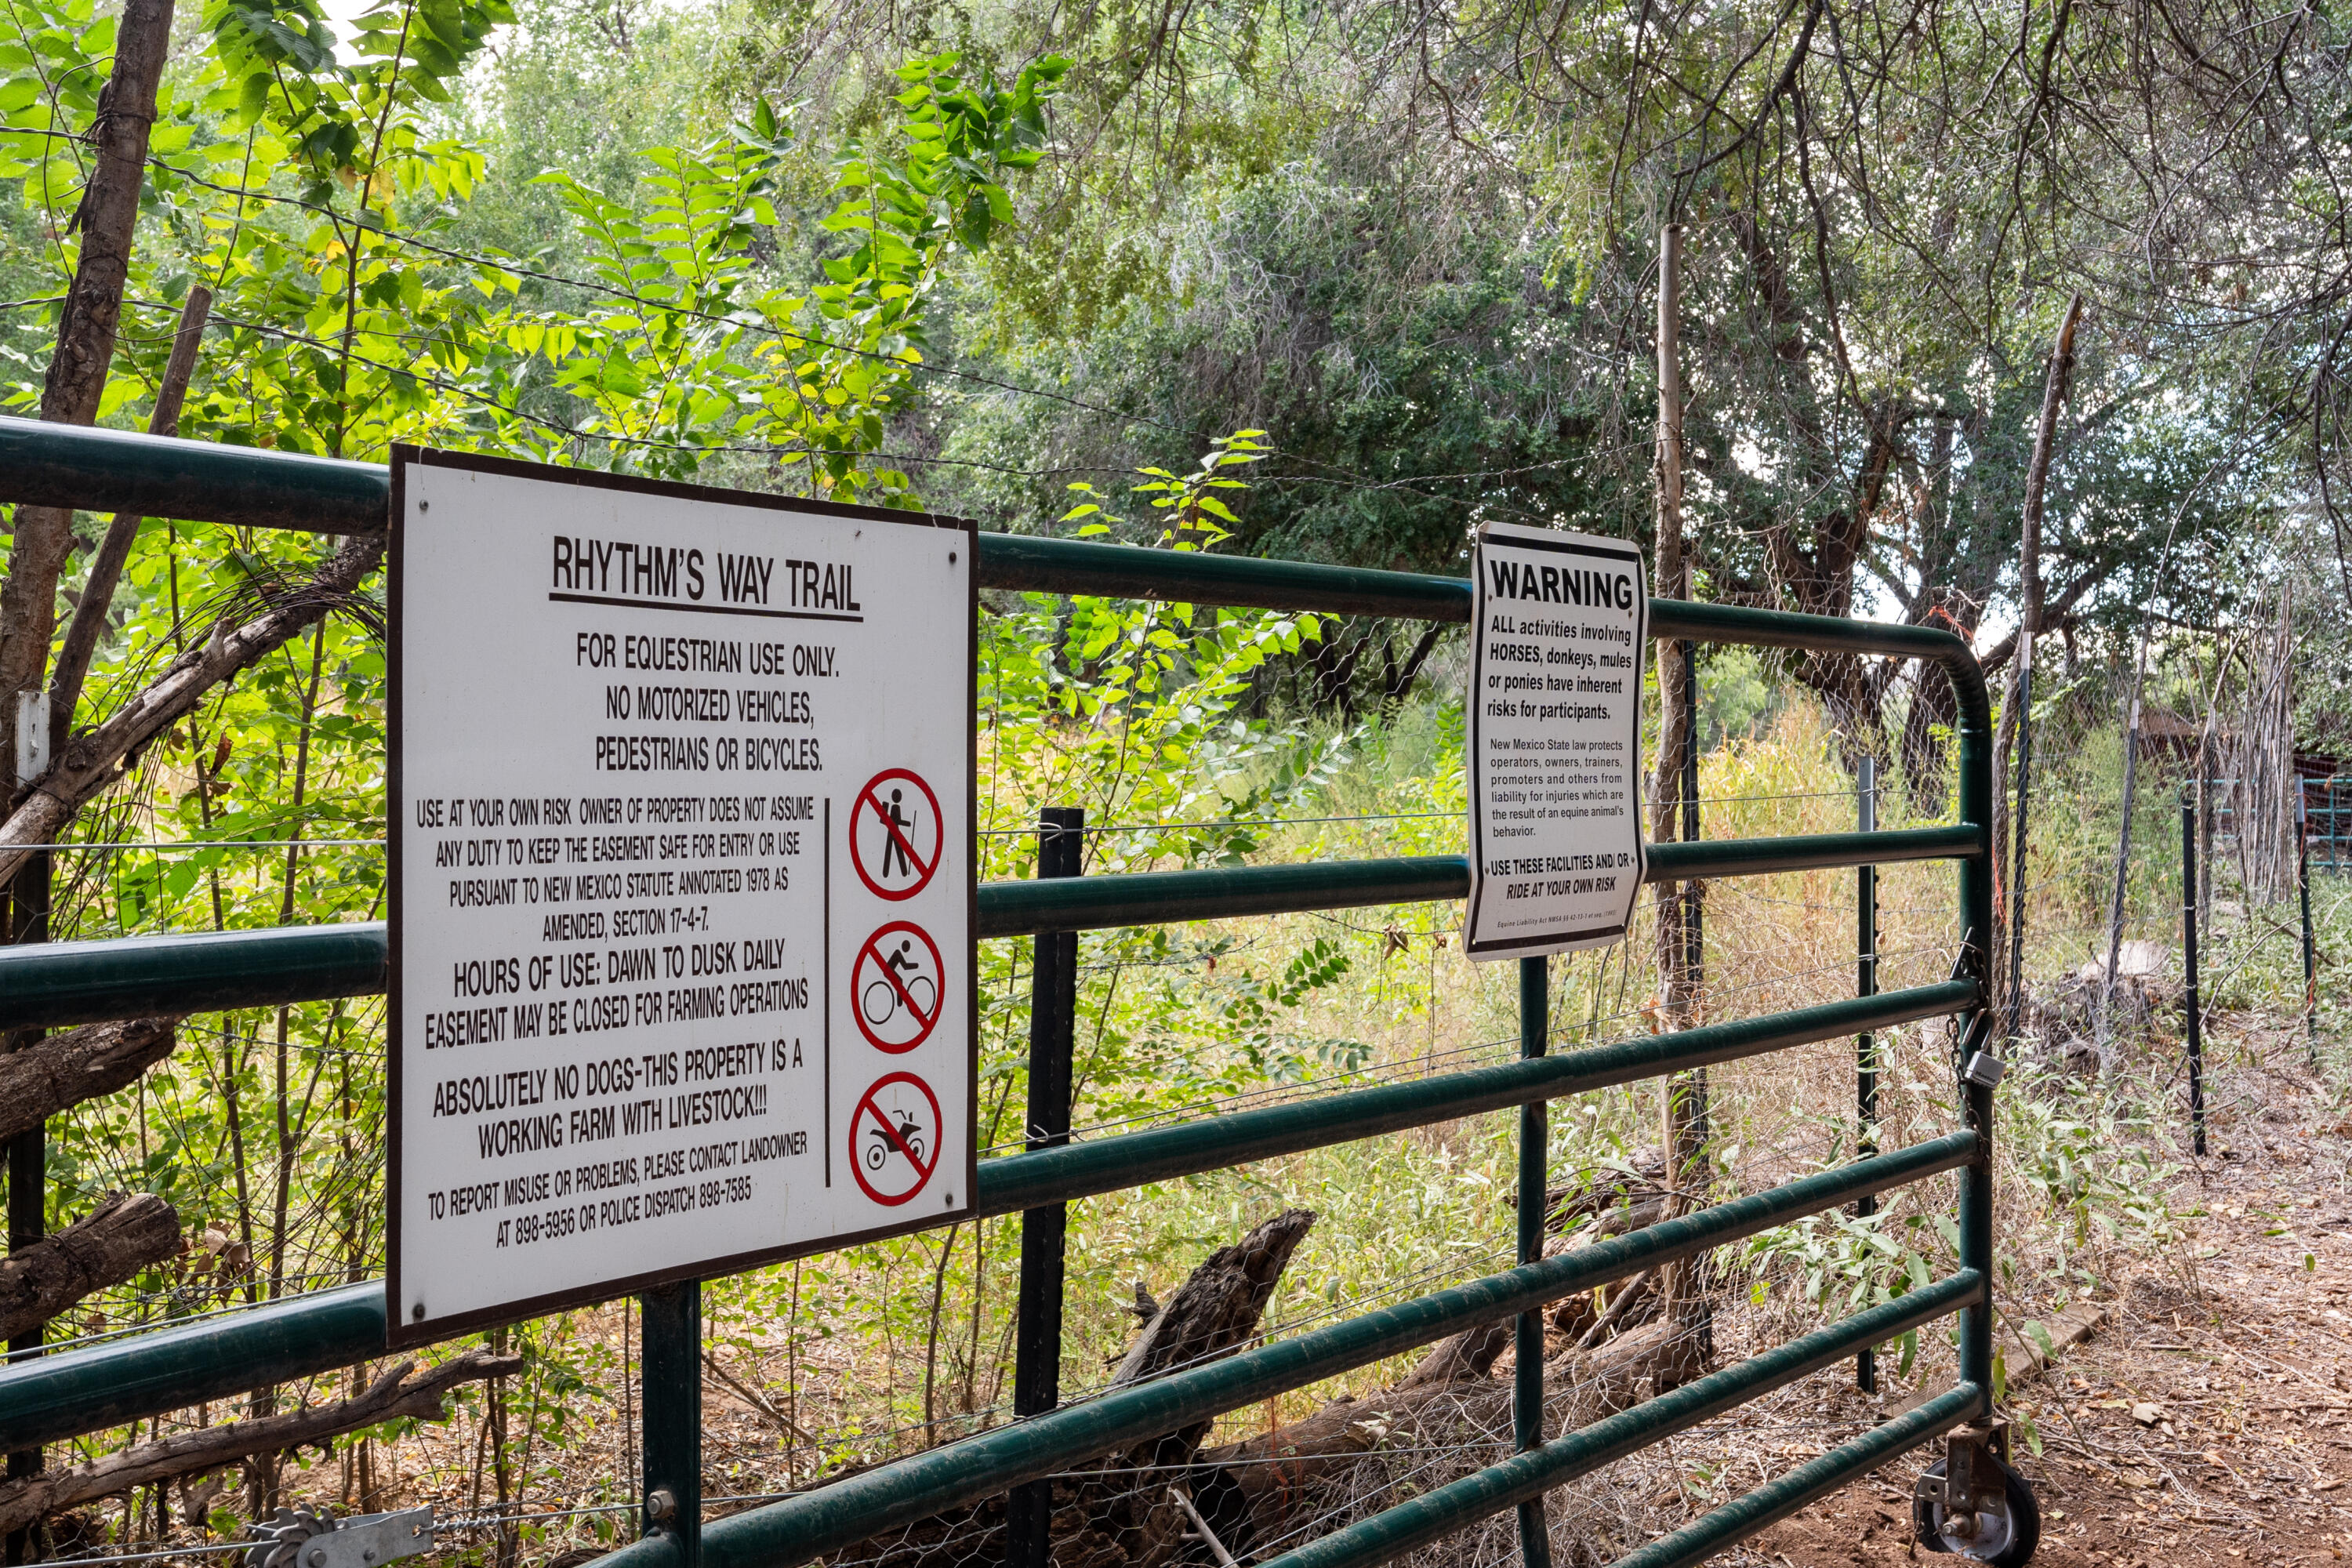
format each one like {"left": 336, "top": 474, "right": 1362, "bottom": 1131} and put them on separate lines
{"left": 48, "top": 285, "right": 213, "bottom": 755}
{"left": 702, "top": 1349, "right": 815, "bottom": 1443}
{"left": 0, "top": 1348, "right": 521, "bottom": 1535}
{"left": 0, "top": 1016, "right": 179, "bottom": 1144}
{"left": 0, "top": 1191, "right": 179, "bottom": 1342}
{"left": 1571, "top": 1267, "right": 1656, "bottom": 1352}
{"left": 0, "top": 532, "right": 385, "bottom": 879}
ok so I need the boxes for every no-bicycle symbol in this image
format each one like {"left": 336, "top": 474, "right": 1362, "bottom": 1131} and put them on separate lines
{"left": 854, "top": 920, "right": 943, "bottom": 1053}
{"left": 850, "top": 769, "right": 943, "bottom": 901}
{"left": 850, "top": 1072, "right": 942, "bottom": 1207}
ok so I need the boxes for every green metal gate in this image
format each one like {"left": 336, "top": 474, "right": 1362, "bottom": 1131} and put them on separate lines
{"left": 0, "top": 414, "right": 2026, "bottom": 1568}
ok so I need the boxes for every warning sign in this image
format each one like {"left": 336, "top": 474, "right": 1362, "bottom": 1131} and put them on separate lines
{"left": 1464, "top": 522, "right": 1648, "bottom": 959}
{"left": 387, "top": 448, "right": 977, "bottom": 1345}
{"left": 849, "top": 1072, "right": 942, "bottom": 1206}
{"left": 854, "top": 921, "right": 943, "bottom": 1053}
{"left": 851, "top": 770, "right": 942, "bottom": 900}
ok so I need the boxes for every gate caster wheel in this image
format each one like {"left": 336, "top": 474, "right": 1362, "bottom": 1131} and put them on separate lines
{"left": 1914, "top": 1455, "right": 2041, "bottom": 1564}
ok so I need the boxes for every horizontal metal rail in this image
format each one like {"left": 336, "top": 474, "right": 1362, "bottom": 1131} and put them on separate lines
{"left": 2, "top": 830, "right": 1975, "bottom": 1029}
{"left": 0, "top": 992, "right": 1973, "bottom": 1450}
{"left": 0, "top": 418, "right": 387, "bottom": 535}
{"left": 975, "top": 829, "right": 1974, "bottom": 938}
{"left": 1610, "top": 1384, "right": 1984, "bottom": 1568}
{"left": 1258, "top": 1275, "right": 1984, "bottom": 1568}
{"left": 579, "top": 1131, "right": 1977, "bottom": 1568}
{"left": 0, "top": 1281, "right": 389, "bottom": 1455}
{"left": 0, "top": 419, "right": 1984, "bottom": 669}
{"left": 975, "top": 982, "right": 1972, "bottom": 1216}
{"left": 0, "top": 922, "right": 389, "bottom": 1029}
{"left": 977, "top": 532, "right": 1468, "bottom": 620}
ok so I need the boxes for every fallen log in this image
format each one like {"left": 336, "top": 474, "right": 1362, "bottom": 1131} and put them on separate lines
{"left": 833, "top": 1207, "right": 1317, "bottom": 1568}
{"left": 0, "top": 1348, "right": 521, "bottom": 1535}
{"left": 0, "top": 1017, "right": 180, "bottom": 1143}
{"left": 0, "top": 1190, "right": 180, "bottom": 1341}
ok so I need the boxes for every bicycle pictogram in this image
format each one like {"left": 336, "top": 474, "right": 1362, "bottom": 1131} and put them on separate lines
{"left": 853, "top": 920, "right": 944, "bottom": 1053}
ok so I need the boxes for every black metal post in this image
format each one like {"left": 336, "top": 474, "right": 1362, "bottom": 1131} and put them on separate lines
{"left": 2300, "top": 786, "right": 2320, "bottom": 1070}
{"left": 2183, "top": 797, "right": 2205, "bottom": 1157}
{"left": 1007, "top": 807, "right": 1082, "bottom": 1568}
{"left": 2198, "top": 768, "right": 2215, "bottom": 918}
{"left": 1514, "top": 955, "right": 1553, "bottom": 1568}
{"left": 5, "top": 850, "right": 49, "bottom": 1568}
{"left": 639, "top": 1279, "right": 702, "bottom": 1568}
{"left": 1855, "top": 757, "right": 1879, "bottom": 1394}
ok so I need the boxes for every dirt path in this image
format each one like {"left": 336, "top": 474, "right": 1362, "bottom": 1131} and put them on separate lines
{"left": 1736, "top": 1073, "right": 2352, "bottom": 1566}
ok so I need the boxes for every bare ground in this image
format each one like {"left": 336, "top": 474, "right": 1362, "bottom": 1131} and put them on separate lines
{"left": 1730, "top": 1036, "right": 2352, "bottom": 1568}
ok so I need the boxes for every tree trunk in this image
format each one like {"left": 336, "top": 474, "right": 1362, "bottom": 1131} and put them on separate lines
{"left": 0, "top": 1018, "right": 179, "bottom": 1144}
{"left": 2095, "top": 676, "right": 2144, "bottom": 1080}
{"left": 1990, "top": 293, "right": 2083, "bottom": 1022}
{"left": 1649, "top": 224, "right": 1708, "bottom": 1316}
{"left": 1650, "top": 220, "right": 1691, "bottom": 988}
{"left": 0, "top": 1192, "right": 179, "bottom": 1342}
{"left": 0, "top": 0, "right": 177, "bottom": 792}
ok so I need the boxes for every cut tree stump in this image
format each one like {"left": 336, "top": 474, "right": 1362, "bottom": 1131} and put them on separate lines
{"left": 2009, "top": 1299, "right": 2110, "bottom": 1385}
{"left": 0, "top": 1190, "right": 180, "bottom": 1342}
{"left": 831, "top": 1208, "right": 1316, "bottom": 1568}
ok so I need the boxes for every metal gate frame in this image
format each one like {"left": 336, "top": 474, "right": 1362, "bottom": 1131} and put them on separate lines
{"left": 0, "top": 415, "right": 2008, "bottom": 1568}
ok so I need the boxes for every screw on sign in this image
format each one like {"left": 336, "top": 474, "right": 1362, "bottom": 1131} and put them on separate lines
{"left": 850, "top": 768, "right": 944, "bottom": 901}
{"left": 850, "top": 1073, "right": 943, "bottom": 1207}
{"left": 855, "top": 920, "right": 944, "bottom": 1053}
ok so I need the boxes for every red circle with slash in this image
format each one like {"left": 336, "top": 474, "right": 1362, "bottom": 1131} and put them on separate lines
{"left": 849, "top": 1073, "right": 943, "bottom": 1207}
{"left": 853, "top": 920, "right": 945, "bottom": 1054}
{"left": 851, "top": 769, "right": 944, "bottom": 901}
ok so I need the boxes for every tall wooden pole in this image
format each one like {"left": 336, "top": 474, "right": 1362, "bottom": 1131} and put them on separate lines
{"left": 1651, "top": 224, "right": 1705, "bottom": 1309}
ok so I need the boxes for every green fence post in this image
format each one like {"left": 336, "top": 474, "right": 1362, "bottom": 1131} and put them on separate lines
{"left": 1515, "top": 954, "right": 1552, "bottom": 1568}
{"left": 640, "top": 1280, "right": 702, "bottom": 1568}
{"left": 1854, "top": 757, "right": 1878, "bottom": 1395}
{"left": 1955, "top": 674, "right": 1995, "bottom": 1413}
{"left": 1008, "top": 807, "right": 1082, "bottom": 1568}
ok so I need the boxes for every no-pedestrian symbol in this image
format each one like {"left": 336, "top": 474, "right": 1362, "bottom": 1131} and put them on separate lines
{"left": 853, "top": 920, "right": 943, "bottom": 1053}
{"left": 849, "top": 1072, "right": 942, "bottom": 1207}
{"left": 850, "top": 769, "right": 943, "bottom": 901}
